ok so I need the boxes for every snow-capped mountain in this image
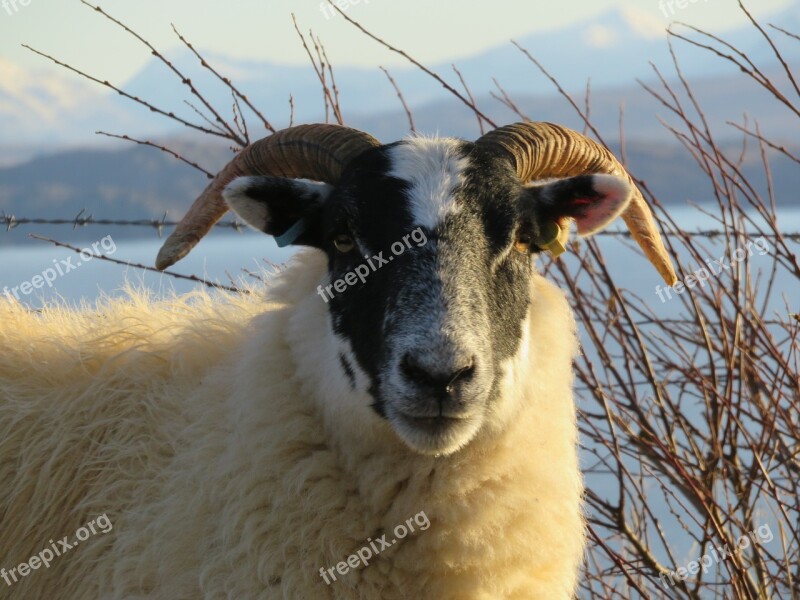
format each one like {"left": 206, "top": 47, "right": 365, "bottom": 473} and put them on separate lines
{"left": 0, "top": 58, "right": 142, "bottom": 146}
{"left": 119, "top": 5, "right": 768, "bottom": 129}
{"left": 1, "top": 3, "right": 798, "bottom": 150}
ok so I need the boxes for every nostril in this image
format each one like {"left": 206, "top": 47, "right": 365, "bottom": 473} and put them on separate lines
{"left": 445, "top": 359, "right": 476, "bottom": 394}
{"left": 401, "top": 353, "right": 435, "bottom": 385}
{"left": 401, "top": 353, "right": 477, "bottom": 394}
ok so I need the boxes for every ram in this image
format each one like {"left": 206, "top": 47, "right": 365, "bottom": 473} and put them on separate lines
{"left": 0, "top": 122, "right": 675, "bottom": 599}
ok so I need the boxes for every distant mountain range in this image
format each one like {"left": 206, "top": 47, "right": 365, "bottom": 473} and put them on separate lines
{"left": 1, "top": 133, "right": 797, "bottom": 248}
{"left": 1, "top": 2, "right": 798, "bottom": 246}
{"left": 2, "top": 2, "right": 800, "bottom": 153}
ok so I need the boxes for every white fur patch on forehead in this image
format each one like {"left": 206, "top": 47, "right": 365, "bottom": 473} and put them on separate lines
{"left": 387, "top": 137, "right": 470, "bottom": 229}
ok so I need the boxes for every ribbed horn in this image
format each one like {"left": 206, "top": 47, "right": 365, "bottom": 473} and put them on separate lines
{"left": 477, "top": 122, "right": 677, "bottom": 285}
{"left": 155, "top": 124, "right": 380, "bottom": 271}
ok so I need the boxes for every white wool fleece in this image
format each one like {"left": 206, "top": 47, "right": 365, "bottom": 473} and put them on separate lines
{"left": 0, "top": 250, "right": 585, "bottom": 599}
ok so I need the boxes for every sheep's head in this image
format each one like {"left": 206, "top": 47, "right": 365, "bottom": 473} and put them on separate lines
{"left": 156, "top": 123, "right": 677, "bottom": 456}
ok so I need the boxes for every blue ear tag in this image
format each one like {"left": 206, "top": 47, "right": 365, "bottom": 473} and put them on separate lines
{"left": 274, "top": 218, "right": 308, "bottom": 248}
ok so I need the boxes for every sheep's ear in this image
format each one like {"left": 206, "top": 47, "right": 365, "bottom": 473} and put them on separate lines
{"left": 223, "top": 176, "right": 333, "bottom": 248}
{"left": 525, "top": 174, "right": 632, "bottom": 236}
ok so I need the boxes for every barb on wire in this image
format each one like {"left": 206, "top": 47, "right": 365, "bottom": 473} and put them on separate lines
{"left": 2, "top": 212, "right": 246, "bottom": 235}
{"left": 3, "top": 213, "right": 798, "bottom": 241}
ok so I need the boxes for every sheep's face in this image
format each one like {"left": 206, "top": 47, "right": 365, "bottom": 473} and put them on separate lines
{"left": 225, "top": 137, "right": 631, "bottom": 455}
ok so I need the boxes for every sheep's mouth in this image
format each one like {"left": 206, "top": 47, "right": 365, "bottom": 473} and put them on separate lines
{"left": 389, "top": 408, "right": 485, "bottom": 455}
{"left": 397, "top": 413, "right": 471, "bottom": 433}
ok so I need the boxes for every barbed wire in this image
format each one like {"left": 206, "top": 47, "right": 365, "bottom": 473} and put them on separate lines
{"left": 1, "top": 211, "right": 247, "bottom": 236}
{"left": 599, "top": 230, "right": 800, "bottom": 241}
{"left": 3, "top": 211, "right": 800, "bottom": 241}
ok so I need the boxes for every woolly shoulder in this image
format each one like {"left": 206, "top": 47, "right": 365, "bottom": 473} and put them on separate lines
{"left": 0, "top": 285, "right": 269, "bottom": 384}
{"left": 528, "top": 274, "right": 580, "bottom": 361}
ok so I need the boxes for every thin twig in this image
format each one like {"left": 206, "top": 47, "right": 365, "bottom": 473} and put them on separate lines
{"left": 171, "top": 24, "right": 275, "bottom": 134}
{"left": 95, "top": 132, "right": 215, "bottom": 179}
{"left": 22, "top": 45, "right": 233, "bottom": 141}
{"left": 380, "top": 66, "right": 416, "bottom": 133}
{"left": 27, "top": 234, "right": 247, "bottom": 294}
{"left": 325, "top": 0, "right": 496, "bottom": 128}
{"left": 77, "top": 1, "right": 246, "bottom": 147}
{"left": 451, "top": 63, "right": 486, "bottom": 134}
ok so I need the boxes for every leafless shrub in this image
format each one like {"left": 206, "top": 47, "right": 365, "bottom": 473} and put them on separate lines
{"left": 16, "top": 2, "right": 800, "bottom": 598}
{"left": 530, "top": 5, "right": 798, "bottom": 598}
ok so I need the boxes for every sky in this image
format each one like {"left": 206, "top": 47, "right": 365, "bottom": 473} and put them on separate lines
{"left": 0, "top": 0, "right": 793, "bottom": 83}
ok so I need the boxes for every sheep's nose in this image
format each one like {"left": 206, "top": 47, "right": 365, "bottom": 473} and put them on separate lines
{"left": 400, "top": 352, "right": 476, "bottom": 398}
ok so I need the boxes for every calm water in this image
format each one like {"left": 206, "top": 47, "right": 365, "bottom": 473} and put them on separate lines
{"left": 1, "top": 206, "right": 797, "bottom": 308}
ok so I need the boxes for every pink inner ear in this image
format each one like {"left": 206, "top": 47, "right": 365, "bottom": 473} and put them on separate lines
{"left": 573, "top": 176, "right": 632, "bottom": 236}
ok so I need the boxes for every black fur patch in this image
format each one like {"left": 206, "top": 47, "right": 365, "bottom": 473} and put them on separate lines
{"left": 322, "top": 144, "right": 418, "bottom": 416}
{"left": 320, "top": 140, "right": 533, "bottom": 417}
{"left": 227, "top": 176, "right": 328, "bottom": 247}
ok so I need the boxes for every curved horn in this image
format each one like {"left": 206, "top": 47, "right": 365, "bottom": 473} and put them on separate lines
{"left": 155, "top": 124, "right": 380, "bottom": 271}
{"left": 477, "top": 122, "right": 677, "bottom": 285}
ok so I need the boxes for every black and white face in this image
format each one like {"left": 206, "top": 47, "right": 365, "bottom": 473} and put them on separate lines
{"left": 224, "top": 137, "right": 631, "bottom": 455}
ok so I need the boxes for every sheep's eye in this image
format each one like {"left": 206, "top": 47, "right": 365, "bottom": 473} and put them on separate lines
{"left": 514, "top": 232, "right": 533, "bottom": 254}
{"left": 333, "top": 234, "right": 355, "bottom": 254}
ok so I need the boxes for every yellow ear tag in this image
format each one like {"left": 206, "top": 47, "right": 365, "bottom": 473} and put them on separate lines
{"left": 539, "top": 221, "right": 566, "bottom": 257}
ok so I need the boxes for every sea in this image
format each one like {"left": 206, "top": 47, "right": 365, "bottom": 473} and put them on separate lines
{"left": 1, "top": 206, "right": 797, "bottom": 309}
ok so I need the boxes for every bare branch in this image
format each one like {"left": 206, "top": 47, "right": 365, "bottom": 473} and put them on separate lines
{"left": 28, "top": 234, "right": 247, "bottom": 294}
{"left": 380, "top": 66, "right": 416, "bottom": 133}
{"left": 95, "top": 132, "right": 215, "bottom": 179}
